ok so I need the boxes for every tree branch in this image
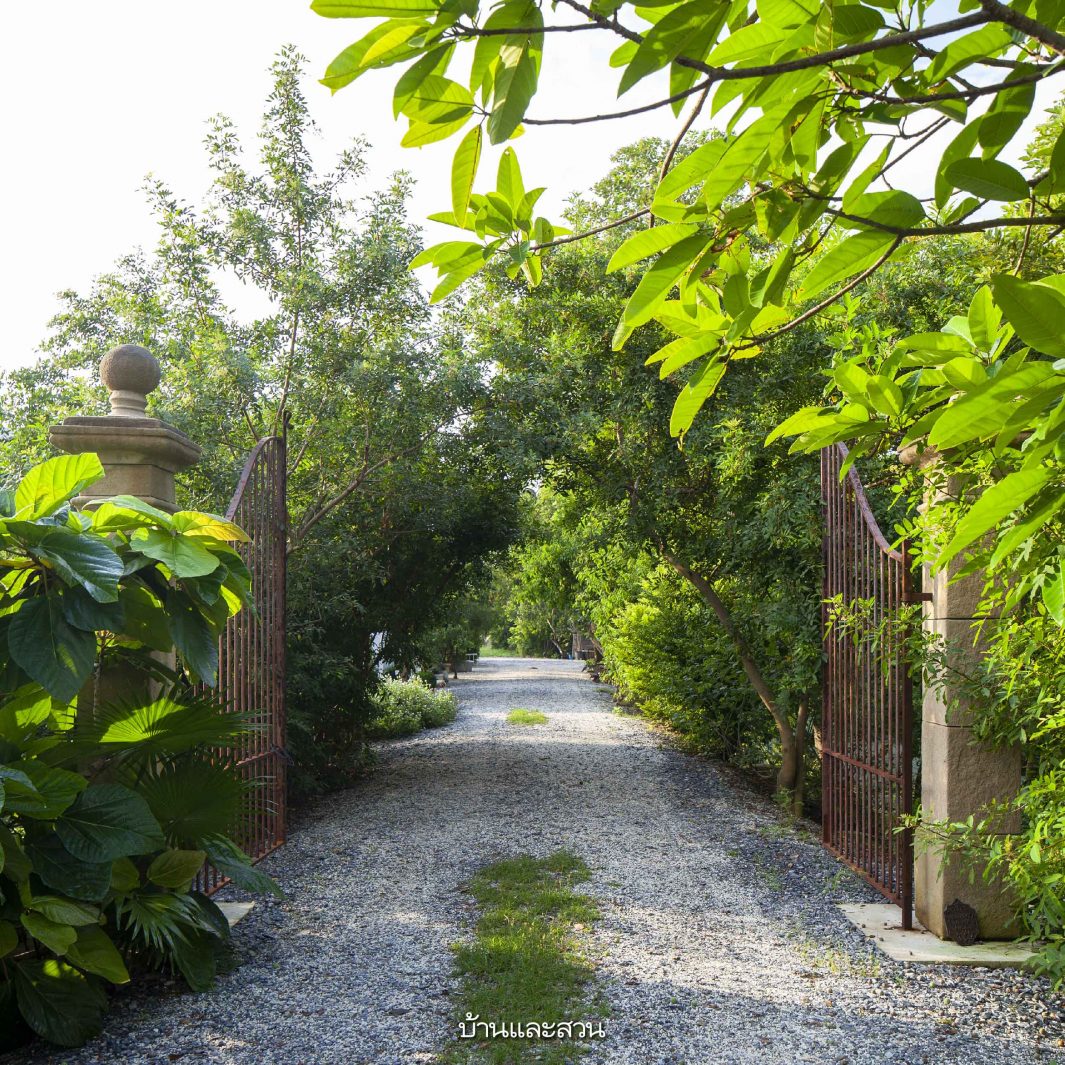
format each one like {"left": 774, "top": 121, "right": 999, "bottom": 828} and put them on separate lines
{"left": 980, "top": 0, "right": 1065, "bottom": 54}
{"left": 524, "top": 79, "right": 712, "bottom": 126}
{"left": 534, "top": 208, "right": 650, "bottom": 251}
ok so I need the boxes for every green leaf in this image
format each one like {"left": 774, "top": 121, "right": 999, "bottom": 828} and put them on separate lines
{"left": 619, "top": 233, "right": 710, "bottom": 331}
{"left": 147, "top": 848, "right": 208, "bottom": 890}
{"left": 943, "top": 157, "right": 1030, "bottom": 202}
{"left": 967, "top": 285, "right": 1002, "bottom": 352}
{"left": 130, "top": 528, "right": 221, "bottom": 579}
{"left": 841, "top": 190, "right": 925, "bottom": 231}
{"left": 56, "top": 783, "right": 165, "bottom": 863}
{"left": 59, "top": 584, "right": 125, "bottom": 634}
{"left": 12, "top": 958, "right": 107, "bottom": 1047}
{"left": 14, "top": 455, "right": 104, "bottom": 521}
{"left": 669, "top": 359, "right": 728, "bottom": 439}
{"left": 25, "top": 834, "right": 111, "bottom": 902}
{"left": 645, "top": 332, "right": 722, "bottom": 378}
{"left": 4, "top": 762, "right": 86, "bottom": 819}
{"left": 401, "top": 114, "right": 469, "bottom": 148}
{"left": 487, "top": 16, "right": 542, "bottom": 145}
{"left": 164, "top": 589, "right": 220, "bottom": 685}
{"left": 799, "top": 231, "right": 897, "bottom": 300}
{"left": 66, "top": 924, "right": 130, "bottom": 985}
{"left": 496, "top": 145, "right": 524, "bottom": 207}
{"left": 654, "top": 139, "right": 727, "bottom": 206}
{"left": 928, "top": 363, "right": 1058, "bottom": 448}
{"left": 401, "top": 74, "right": 472, "bottom": 124}
{"left": 607, "top": 223, "right": 700, "bottom": 273}
{"left": 451, "top": 126, "right": 482, "bottom": 226}
{"left": 27, "top": 896, "right": 99, "bottom": 927}
{"left": 926, "top": 23, "right": 1013, "bottom": 83}
{"left": 202, "top": 835, "right": 283, "bottom": 898}
{"left": 20, "top": 913, "right": 77, "bottom": 956}
{"left": 311, "top": 0, "right": 438, "bottom": 15}
{"left": 991, "top": 274, "right": 1065, "bottom": 357}
{"left": 7, "top": 598, "right": 96, "bottom": 704}
{"left": 864, "top": 376, "right": 905, "bottom": 417}
{"left": 32, "top": 530, "right": 123, "bottom": 604}
{"left": 110, "top": 857, "right": 140, "bottom": 894}
{"left": 321, "top": 20, "right": 425, "bottom": 93}
{"left": 702, "top": 113, "right": 777, "bottom": 211}
{"left": 938, "top": 468, "right": 1053, "bottom": 567}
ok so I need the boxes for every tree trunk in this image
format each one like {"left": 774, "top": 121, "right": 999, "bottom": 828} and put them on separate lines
{"left": 658, "top": 544, "right": 801, "bottom": 802}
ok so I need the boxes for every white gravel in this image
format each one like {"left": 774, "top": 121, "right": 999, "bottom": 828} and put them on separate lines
{"left": 16, "top": 656, "right": 1064, "bottom": 1064}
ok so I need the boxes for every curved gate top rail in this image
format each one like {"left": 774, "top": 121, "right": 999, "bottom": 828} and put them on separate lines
{"left": 821, "top": 443, "right": 915, "bottom": 928}
{"left": 199, "top": 430, "right": 287, "bottom": 894}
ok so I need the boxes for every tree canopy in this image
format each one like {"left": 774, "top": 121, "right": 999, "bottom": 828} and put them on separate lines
{"left": 313, "top": 0, "right": 1065, "bottom": 436}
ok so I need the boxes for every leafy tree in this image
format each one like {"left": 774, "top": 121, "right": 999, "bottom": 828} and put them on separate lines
{"left": 314, "top": 0, "right": 1065, "bottom": 435}
{"left": 1, "top": 50, "right": 530, "bottom": 800}
{"left": 0, "top": 456, "right": 277, "bottom": 1050}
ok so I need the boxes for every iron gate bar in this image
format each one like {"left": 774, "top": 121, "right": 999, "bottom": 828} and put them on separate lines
{"left": 821, "top": 443, "right": 914, "bottom": 929}
{"left": 196, "top": 427, "right": 288, "bottom": 895}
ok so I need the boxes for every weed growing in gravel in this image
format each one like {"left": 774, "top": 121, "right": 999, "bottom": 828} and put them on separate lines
{"left": 507, "top": 708, "right": 549, "bottom": 726}
{"left": 442, "top": 851, "right": 604, "bottom": 1064}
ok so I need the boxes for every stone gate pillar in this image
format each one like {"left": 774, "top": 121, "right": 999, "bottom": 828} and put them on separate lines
{"left": 48, "top": 344, "right": 200, "bottom": 512}
{"left": 903, "top": 450, "right": 1022, "bottom": 940}
{"left": 48, "top": 344, "right": 201, "bottom": 706}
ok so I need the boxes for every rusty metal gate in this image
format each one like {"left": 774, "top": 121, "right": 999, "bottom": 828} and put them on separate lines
{"left": 821, "top": 443, "right": 915, "bottom": 927}
{"left": 199, "top": 430, "right": 288, "bottom": 892}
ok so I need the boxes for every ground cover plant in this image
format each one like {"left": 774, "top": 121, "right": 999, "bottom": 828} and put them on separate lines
{"left": 506, "top": 709, "right": 548, "bottom": 726}
{"left": 444, "top": 851, "right": 603, "bottom": 1064}
{"left": 366, "top": 677, "right": 458, "bottom": 739}
{"left": 0, "top": 454, "right": 280, "bottom": 1048}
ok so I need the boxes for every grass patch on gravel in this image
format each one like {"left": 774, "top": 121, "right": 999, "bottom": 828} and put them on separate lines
{"left": 506, "top": 708, "right": 548, "bottom": 726}
{"left": 442, "top": 852, "right": 604, "bottom": 1064}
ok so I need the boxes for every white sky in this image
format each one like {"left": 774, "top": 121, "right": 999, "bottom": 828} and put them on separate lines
{"left": 0, "top": 2, "right": 1055, "bottom": 374}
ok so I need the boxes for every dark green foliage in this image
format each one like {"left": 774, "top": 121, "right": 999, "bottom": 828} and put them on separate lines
{"left": 0, "top": 456, "right": 277, "bottom": 1049}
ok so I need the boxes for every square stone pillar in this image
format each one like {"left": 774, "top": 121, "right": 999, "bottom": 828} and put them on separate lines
{"left": 47, "top": 344, "right": 200, "bottom": 513}
{"left": 47, "top": 345, "right": 201, "bottom": 709}
{"left": 902, "top": 449, "right": 1022, "bottom": 940}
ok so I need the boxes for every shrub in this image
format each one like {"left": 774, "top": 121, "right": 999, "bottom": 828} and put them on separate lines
{"left": 0, "top": 455, "right": 278, "bottom": 1050}
{"left": 367, "top": 677, "right": 457, "bottom": 739}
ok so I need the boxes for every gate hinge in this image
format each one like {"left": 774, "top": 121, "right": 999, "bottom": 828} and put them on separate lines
{"left": 902, "top": 591, "right": 933, "bottom": 604}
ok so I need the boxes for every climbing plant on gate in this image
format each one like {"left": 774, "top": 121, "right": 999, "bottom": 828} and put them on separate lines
{"left": 311, "top": 0, "right": 1065, "bottom": 440}
{"left": 1, "top": 454, "right": 279, "bottom": 1049}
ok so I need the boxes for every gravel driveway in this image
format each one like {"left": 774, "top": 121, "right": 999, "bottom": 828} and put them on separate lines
{"left": 18, "top": 656, "right": 1064, "bottom": 1064}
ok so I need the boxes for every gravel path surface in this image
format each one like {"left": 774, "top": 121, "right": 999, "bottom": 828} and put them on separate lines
{"left": 17, "top": 656, "right": 1064, "bottom": 1065}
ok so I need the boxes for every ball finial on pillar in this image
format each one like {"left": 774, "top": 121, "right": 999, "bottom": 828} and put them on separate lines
{"left": 100, "top": 344, "right": 162, "bottom": 417}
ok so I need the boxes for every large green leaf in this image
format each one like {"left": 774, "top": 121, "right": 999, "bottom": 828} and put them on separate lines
{"left": 130, "top": 528, "right": 220, "bottom": 579}
{"left": 164, "top": 590, "right": 219, "bottom": 684}
{"left": 938, "top": 468, "right": 1053, "bottom": 567}
{"left": 25, "top": 834, "right": 111, "bottom": 902}
{"left": 3, "top": 761, "right": 86, "bottom": 819}
{"left": 59, "top": 584, "right": 125, "bottom": 634}
{"left": 31, "top": 530, "right": 123, "bottom": 604}
{"left": 55, "top": 784, "right": 164, "bottom": 863}
{"left": 311, "top": 0, "right": 438, "bottom": 14}
{"left": 66, "top": 924, "right": 130, "bottom": 985}
{"left": 26, "top": 896, "right": 99, "bottom": 927}
{"left": 607, "top": 223, "right": 700, "bottom": 273}
{"left": 14, "top": 455, "right": 104, "bottom": 521}
{"left": 928, "top": 363, "right": 1060, "bottom": 448}
{"left": 799, "top": 230, "right": 898, "bottom": 300}
{"left": 619, "top": 233, "right": 710, "bottom": 330}
{"left": 12, "top": 958, "right": 107, "bottom": 1047}
{"left": 203, "top": 834, "right": 283, "bottom": 898}
{"left": 943, "top": 157, "right": 1030, "bottom": 202}
{"left": 487, "top": 16, "right": 542, "bottom": 145}
{"left": 451, "top": 125, "right": 482, "bottom": 226}
{"left": 321, "top": 19, "right": 425, "bottom": 93}
{"left": 0, "top": 921, "right": 16, "bottom": 958}
{"left": 0, "top": 822, "right": 31, "bottom": 881}
{"left": 6, "top": 598, "right": 96, "bottom": 704}
{"left": 80, "top": 696, "right": 247, "bottom": 756}
{"left": 670, "top": 359, "right": 728, "bottom": 439}
{"left": 991, "top": 274, "right": 1065, "bottom": 358}
{"left": 147, "top": 848, "right": 207, "bottom": 891}
{"left": 20, "top": 913, "right": 77, "bottom": 956}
